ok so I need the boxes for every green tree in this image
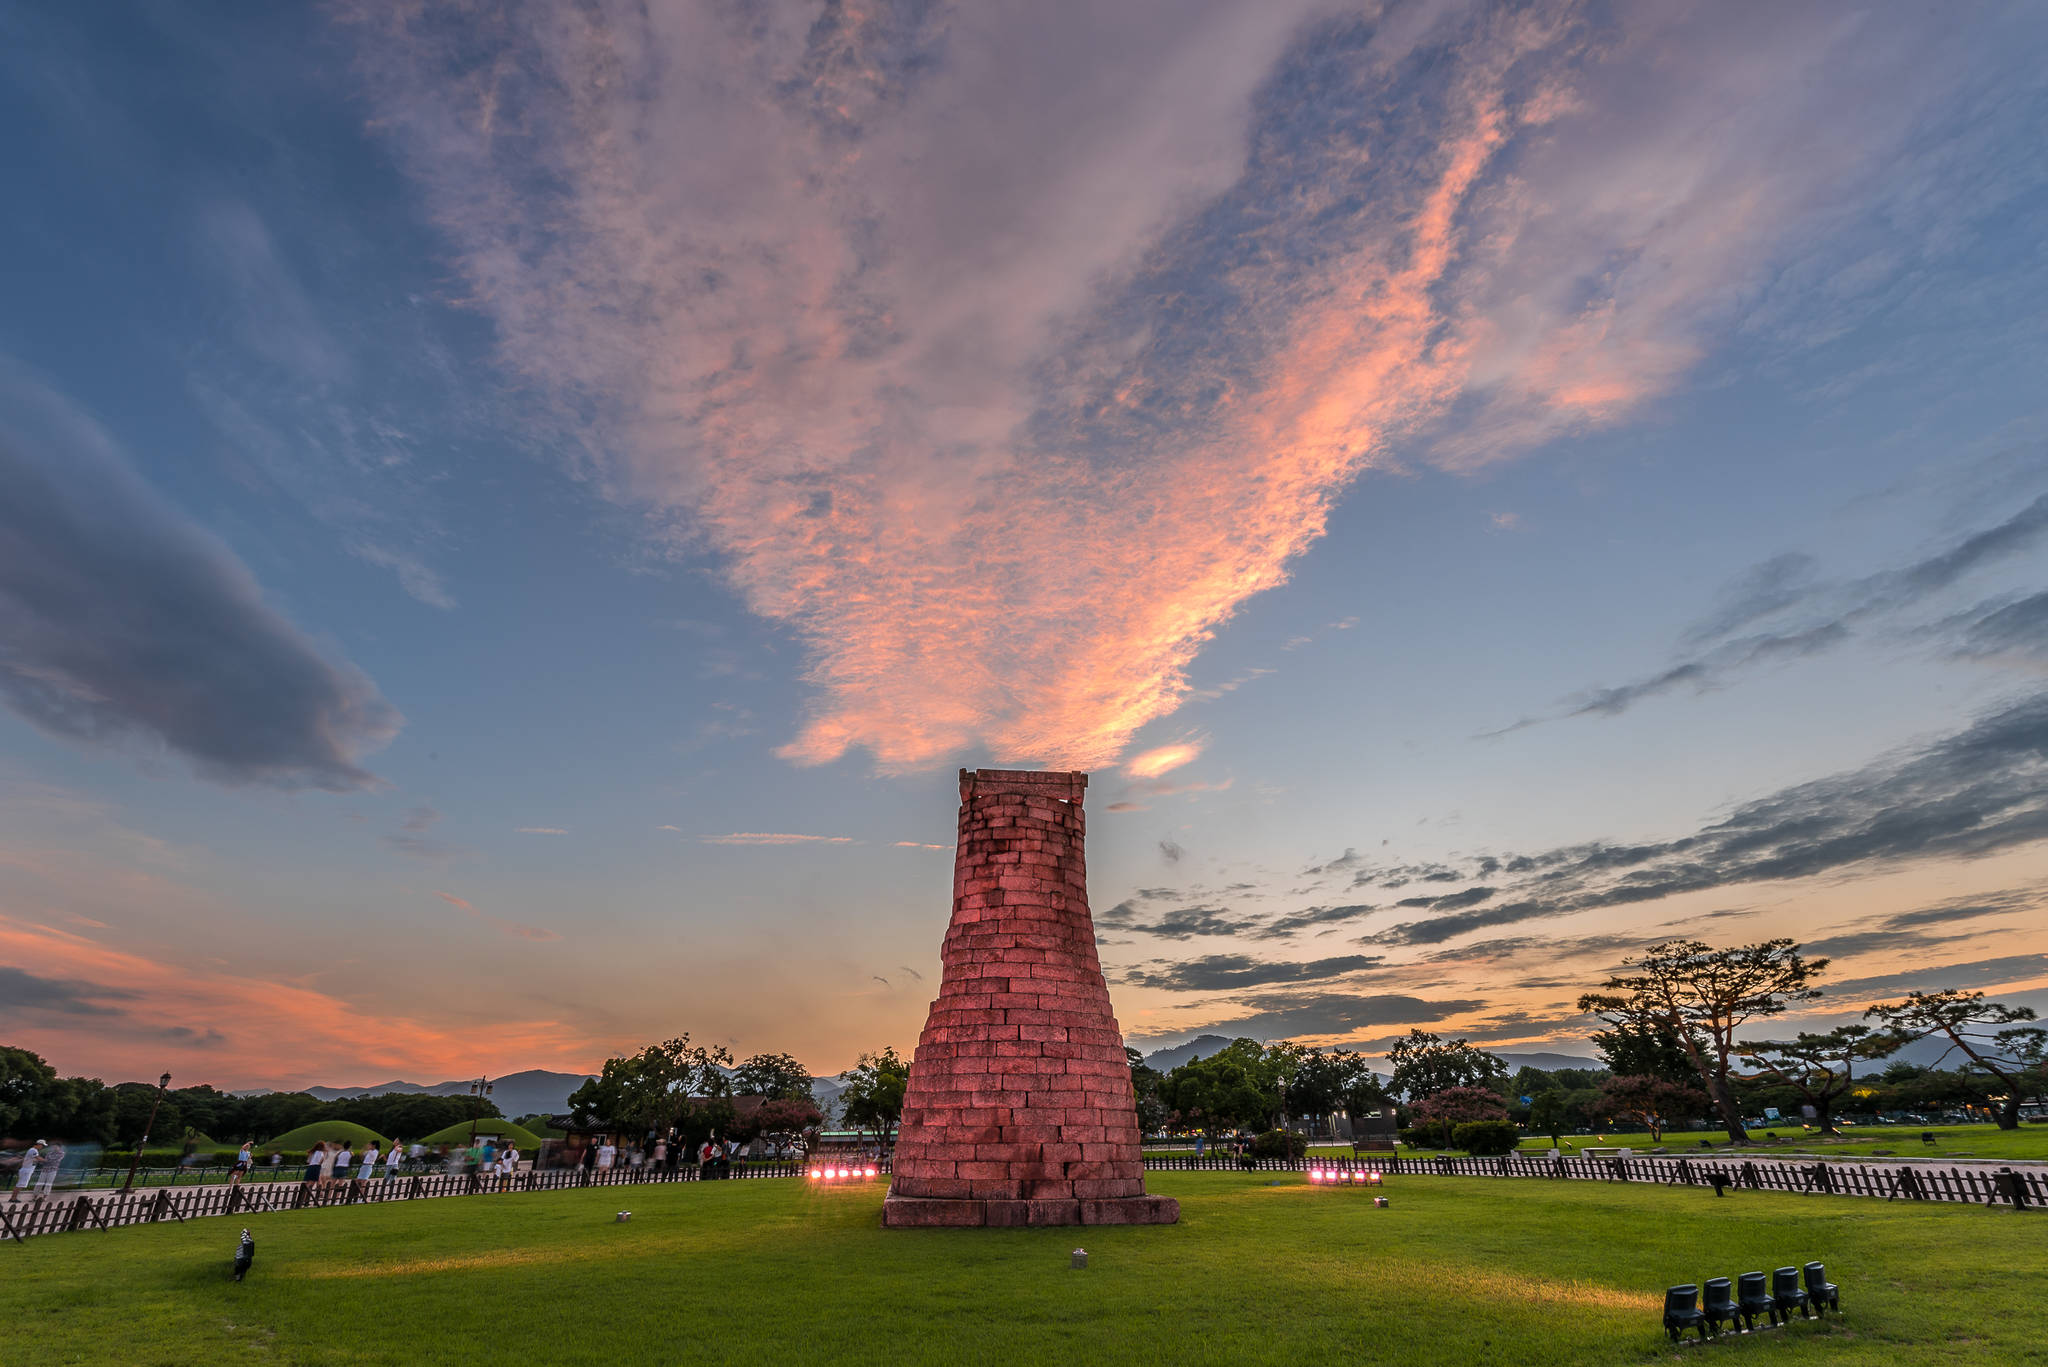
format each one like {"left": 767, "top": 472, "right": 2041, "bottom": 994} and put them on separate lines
{"left": 1589, "top": 1019, "right": 1699, "bottom": 1086}
{"left": 732, "top": 1052, "right": 817, "bottom": 1102}
{"left": 1596, "top": 1075, "right": 1709, "bottom": 1141}
{"left": 1578, "top": 939, "right": 1827, "bottom": 1144}
{"left": 1126, "top": 1047, "right": 1169, "bottom": 1135}
{"left": 1411, "top": 1086, "right": 1506, "bottom": 1148}
{"left": 838, "top": 1048, "right": 910, "bottom": 1150}
{"left": 1527, "top": 1088, "right": 1570, "bottom": 1146}
{"left": 1737, "top": 1025, "right": 1887, "bottom": 1134}
{"left": 1164, "top": 1041, "right": 1279, "bottom": 1135}
{"left": 1386, "top": 1030, "right": 1508, "bottom": 1101}
{"left": 1866, "top": 990, "right": 2047, "bottom": 1130}
{"left": 0, "top": 1046, "right": 60, "bottom": 1136}
{"left": 1286, "top": 1048, "right": 1378, "bottom": 1133}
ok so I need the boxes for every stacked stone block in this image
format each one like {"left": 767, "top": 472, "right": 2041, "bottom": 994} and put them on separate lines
{"left": 881, "top": 768, "right": 1179, "bottom": 1228}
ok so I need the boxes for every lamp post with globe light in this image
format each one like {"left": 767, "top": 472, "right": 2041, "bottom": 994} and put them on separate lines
{"left": 122, "top": 1072, "right": 172, "bottom": 1192}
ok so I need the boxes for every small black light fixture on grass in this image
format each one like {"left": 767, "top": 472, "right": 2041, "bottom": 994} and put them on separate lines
{"left": 232, "top": 1228, "right": 255, "bottom": 1281}
{"left": 121, "top": 1072, "right": 172, "bottom": 1193}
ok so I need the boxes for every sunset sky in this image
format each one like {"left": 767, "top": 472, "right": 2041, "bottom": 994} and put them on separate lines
{"left": 4, "top": 1, "right": 2047, "bottom": 1091}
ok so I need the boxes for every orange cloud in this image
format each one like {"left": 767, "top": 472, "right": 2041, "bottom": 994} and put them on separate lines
{"left": 0, "top": 914, "right": 590, "bottom": 1088}
{"left": 1127, "top": 743, "right": 1202, "bottom": 779}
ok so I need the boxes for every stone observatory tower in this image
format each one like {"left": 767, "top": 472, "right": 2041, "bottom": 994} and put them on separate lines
{"left": 882, "top": 768, "right": 1179, "bottom": 1228}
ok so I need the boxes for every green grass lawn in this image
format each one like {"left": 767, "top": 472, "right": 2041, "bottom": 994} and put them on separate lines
{"left": 6, "top": 1172, "right": 2046, "bottom": 1366}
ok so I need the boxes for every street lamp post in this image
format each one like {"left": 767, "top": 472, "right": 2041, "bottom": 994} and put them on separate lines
{"left": 122, "top": 1072, "right": 172, "bottom": 1193}
{"left": 468, "top": 1077, "right": 493, "bottom": 1146}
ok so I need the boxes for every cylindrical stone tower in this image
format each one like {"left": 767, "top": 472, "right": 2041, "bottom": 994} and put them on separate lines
{"left": 881, "top": 768, "right": 1179, "bottom": 1228}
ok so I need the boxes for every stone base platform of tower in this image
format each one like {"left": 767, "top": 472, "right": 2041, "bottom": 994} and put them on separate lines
{"left": 882, "top": 768, "right": 1178, "bottom": 1230}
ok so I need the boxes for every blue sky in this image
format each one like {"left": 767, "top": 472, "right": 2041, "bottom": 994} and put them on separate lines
{"left": 3, "top": 0, "right": 2047, "bottom": 1088}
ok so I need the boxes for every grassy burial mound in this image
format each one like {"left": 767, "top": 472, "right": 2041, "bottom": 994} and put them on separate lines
{"left": 260, "top": 1120, "right": 392, "bottom": 1154}
{"left": 414, "top": 1118, "right": 542, "bottom": 1150}
{"left": 5, "top": 1171, "right": 2044, "bottom": 1366}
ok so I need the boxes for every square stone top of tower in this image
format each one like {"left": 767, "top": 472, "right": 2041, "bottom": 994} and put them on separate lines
{"left": 957, "top": 768, "right": 1088, "bottom": 804}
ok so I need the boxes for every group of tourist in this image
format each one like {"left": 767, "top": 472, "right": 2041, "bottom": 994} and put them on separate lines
{"left": 8, "top": 1139, "right": 63, "bottom": 1198}
{"left": 579, "top": 1132, "right": 758, "bottom": 1177}
{"left": 296, "top": 1139, "right": 407, "bottom": 1188}
{"left": 290, "top": 1137, "right": 525, "bottom": 1190}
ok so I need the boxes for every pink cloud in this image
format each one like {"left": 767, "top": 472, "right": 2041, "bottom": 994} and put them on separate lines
{"left": 344, "top": 3, "right": 1973, "bottom": 773}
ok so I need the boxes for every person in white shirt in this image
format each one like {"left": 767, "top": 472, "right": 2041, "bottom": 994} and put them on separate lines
{"left": 334, "top": 1143, "right": 352, "bottom": 1181}
{"left": 500, "top": 1146, "right": 519, "bottom": 1190}
{"left": 383, "top": 1142, "right": 403, "bottom": 1180}
{"left": 359, "top": 1143, "right": 379, "bottom": 1186}
{"left": 596, "top": 1141, "right": 616, "bottom": 1171}
{"left": 13, "top": 1141, "right": 43, "bottom": 1198}
{"left": 34, "top": 1142, "right": 62, "bottom": 1195}
{"left": 231, "top": 1142, "right": 254, "bottom": 1186}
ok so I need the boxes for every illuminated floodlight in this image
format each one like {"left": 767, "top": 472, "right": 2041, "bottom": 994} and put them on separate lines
{"left": 865, "top": 1167, "right": 879, "bottom": 1178}
{"left": 810, "top": 1168, "right": 823, "bottom": 1179}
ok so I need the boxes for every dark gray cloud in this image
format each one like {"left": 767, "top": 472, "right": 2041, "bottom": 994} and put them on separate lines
{"left": 1252, "top": 902, "right": 1379, "bottom": 939}
{"left": 1370, "top": 690, "right": 2048, "bottom": 947}
{"left": 1943, "top": 590, "right": 2048, "bottom": 661}
{"left": 1420, "top": 931, "right": 1645, "bottom": 965}
{"left": 1680, "top": 553, "right": 1820, "bottom": 648}
{"left": 1876, "top": 888, "right": 2041, "bottom": 931}
{"left": 1819, "top": 954, "right": 2048, "bottom": 1005}
{"left": 0, "top": 370, "right": 399, "bottom": 789}
{"left": 0, "top": 966, "right": 135, "bottom": 1018}
{"left": 1099, "top": 903, "right": 1256, "bottom": 941}
{"left": 161, "top": 1026, "right": 229, "bottom": 1047}
{"left": 1168, "top": 992, "right": 1487, "bottom": 1040}
{"left": 1509, "top": 491, "right": 2048, "bottom": 729}
{"left": 1121, "top": 953, "right": 1383, "bottom": 992}
{"left": 1158, "top": 839, "right": 1185, "bottom": 865}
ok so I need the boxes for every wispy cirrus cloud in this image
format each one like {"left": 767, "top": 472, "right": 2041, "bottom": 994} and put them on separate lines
{"left": 339, "top": 1, "right": 2002, "bottom": 772}
{"left": 704, "top": 832, "right": 855, "bottom": 846}
{"left": 432, "top": 889, "right": 560, "bottom": 942}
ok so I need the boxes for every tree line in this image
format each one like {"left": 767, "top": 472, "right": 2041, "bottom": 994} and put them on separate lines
{"left": 0, "top": 1046, "right": 506, "bottom": 1150}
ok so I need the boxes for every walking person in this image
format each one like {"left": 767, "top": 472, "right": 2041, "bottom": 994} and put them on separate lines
{"left": 333, "top": 1141, "right": 353, "bottom": 1185}
{"left": 500, "top": 1144, "right": 519, "bottom": 1191}
{"left": 317, "top": 1141, "right": 339, "bottom": 1188}
{"left": 358, "top": 1140, "right": 379, "bottom": 1191}
{"left": 383, "top": 1140, "right": 403, "bottom": 1181}
{"left": 231, "top": 1142, "right": 253, "bottom": 1187}
{"left": 303, "top": 1142, "right": 324, "bottom": 1186}
{"left": 698, "top": 1136, "right": 717, "bottom": 1180}
{"left": 12, "top": 1140, "right": 43, "bottom": 1200}
{"left": 34, "top": 1141, "right": 63, "bottom": 1195}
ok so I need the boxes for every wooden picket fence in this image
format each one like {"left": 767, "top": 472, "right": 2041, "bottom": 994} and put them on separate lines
{"left": 0, "top": 1161, "right": 821, "bottom": 1243}
{"left": 4, "top": 1150, "right": 2039, "bottom": 1243}
{"left": 1141, "top": 1150, "right": 2048, "bottom": 1206}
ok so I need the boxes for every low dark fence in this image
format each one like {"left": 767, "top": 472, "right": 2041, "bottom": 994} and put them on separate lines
{"left": 0, "top": 1160, "right": 829, "bottom": 1243}
{"left": 1141, "top": 1151, "right": 2048, "bottom": 1206}
{"left": 5, "top": 1150, "right": 2039, "bottom": 1243}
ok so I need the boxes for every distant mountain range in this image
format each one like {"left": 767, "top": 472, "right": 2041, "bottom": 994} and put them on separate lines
{"left": 1138, "top": 1035, "right": 1600, "bottom": 1075}
{"left": 297, "top": 1070, "right": 598, "bottom": 1119}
